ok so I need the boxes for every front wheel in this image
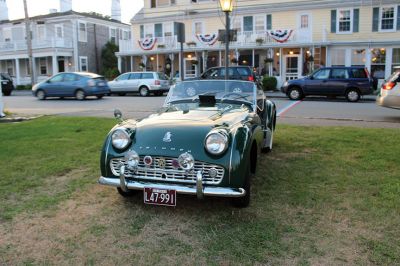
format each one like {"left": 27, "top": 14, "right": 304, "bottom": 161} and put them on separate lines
{"left": 96, "top": 95, "right": 104, "bottom": 99}
{"left": 75, "top": 89, "right": 85, "bottom": 100}
{"left": 345, "top": 89, "right": 360, "bottom": 102}
{"left": 231, "top": 164, "right": 251, "bottom": 208}
{"left": 36, "top": 90, "right": 46, "bottom": 100}
{"left": 288, "top": 87, "right": 303, "bottom": 101}
{"left": 139, "top": 86, "right": 149, "bottom": 97}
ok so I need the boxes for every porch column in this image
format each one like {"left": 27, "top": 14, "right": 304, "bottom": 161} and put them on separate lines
{"left": 130, "top": 56, "right": 134, "bottom": 72}
{"left": 326, "top": 46, "right": 331, "bottom": 67}
{"left": 117, "top": 56, "right": 122, "bottom": 73}
{"left": 156, "top": 54, "right": 159, "bottom": 72}
{"left": 252, "top": 49, "right": 255, "bottom": 68}
{"left": 365, "top": 48, "right": 371, "bottom": 73}
{"left": 15, "top": 58, "right": 20, "bottom": 85}
{"left": 52, "top": 55, "right": 58, "bottom": 75}
{"left": 202, "top": 51, "right": 206, "bottom": 72}
{"left": 32, "top": 57, "right": 37, "bottom": 83}
{"left": 279, "top": 48, "right": 283, "bottom": 81}
{"left": 219, "top": 50, "right": 222, "bottom": 66}
{"left": 385, "top": 48, "right": 392, "bottom": 79}
{"left": 299, "top": 48, "right": 303, "bottom": 77}
{"left": 345, "top": 49, "right": 352, "bottom": 67}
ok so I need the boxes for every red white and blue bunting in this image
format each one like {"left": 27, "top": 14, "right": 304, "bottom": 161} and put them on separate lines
{"left": 267, "top": 29, "right": 293, "bottom": 43}
{"left": 138, "top": 38, "right": 157, "bottom": 50}
{"left": 196, "top": 33, "right": 218, "bottom": 46}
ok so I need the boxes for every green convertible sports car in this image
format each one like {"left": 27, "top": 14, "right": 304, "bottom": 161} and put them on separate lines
{"left": 99, "top": 80, "right": 276, "bottom": 207}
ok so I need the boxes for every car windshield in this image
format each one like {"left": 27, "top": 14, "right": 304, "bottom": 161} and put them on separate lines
{"left": 164, "top": 80, "right": 256, "bottom": 109}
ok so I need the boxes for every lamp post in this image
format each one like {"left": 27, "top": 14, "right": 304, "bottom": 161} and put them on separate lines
{"left": 219, "top": 0, "right": 234, "bottom": 80}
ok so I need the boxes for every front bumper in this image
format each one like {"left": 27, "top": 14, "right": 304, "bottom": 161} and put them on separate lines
{"left": 376, "top": 95, "right": 400, "bottom": 109}
{"left": 99, "top": 172, "right": 246, "bottom": 199}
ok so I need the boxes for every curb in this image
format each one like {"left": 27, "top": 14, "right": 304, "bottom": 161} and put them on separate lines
{"left": 0, "top": 115, "right": 42, "bottom": 123}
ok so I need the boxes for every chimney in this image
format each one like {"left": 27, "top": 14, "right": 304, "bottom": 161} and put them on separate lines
{"left": 60, "top": 0, "right": 72, "bottom": 12}
{"left": 0, "top": 0, "right": 9, "bottom": 21}
{"left": 111, "top": 0, "right": 121, "bottom": 21}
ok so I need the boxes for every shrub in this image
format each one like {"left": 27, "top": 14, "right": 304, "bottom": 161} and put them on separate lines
{"left": 261, "top": 76, "right": 277, "bottom": 91}
{"left": 16, "top": 85, "right": 32, "bottom": 90}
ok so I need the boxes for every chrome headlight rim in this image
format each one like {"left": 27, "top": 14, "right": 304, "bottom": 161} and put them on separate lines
{"left": 111, "top": 128, "right": 131, "bottom": 150}
{"left": 178, "top": 152, "right": 195, "bottom": 171}
{"left": 204, "top": 129, "right": 229, "bottom": 156}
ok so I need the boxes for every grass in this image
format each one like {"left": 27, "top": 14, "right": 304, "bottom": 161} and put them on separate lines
{"left": 0, "top": 117, "right": 399, "bottom": 265}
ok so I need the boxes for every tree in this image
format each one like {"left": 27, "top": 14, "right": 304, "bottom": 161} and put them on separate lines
{"left": 101, "top": 41, "right": 120, "bottom": 80}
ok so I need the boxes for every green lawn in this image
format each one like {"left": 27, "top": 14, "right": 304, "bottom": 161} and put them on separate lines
{"left": 0, "top": 117, "right": 399, "bottom": 265}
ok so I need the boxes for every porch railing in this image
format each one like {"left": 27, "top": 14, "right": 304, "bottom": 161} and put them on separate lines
{"left": 0, "top": 38, "right": 73, "bottom": 52}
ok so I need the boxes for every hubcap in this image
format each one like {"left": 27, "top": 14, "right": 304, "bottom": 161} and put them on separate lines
{"left": 290, "top": 89, "right": 300, "bottom": 99}
{"left": 348, "top": 91, "right": 359, "bottom": 101}
{"left": 76, "top": 91, "right": 84, "bottom": 100}
{"left": 140, "top": 88, "right": 148, "bottom": 96}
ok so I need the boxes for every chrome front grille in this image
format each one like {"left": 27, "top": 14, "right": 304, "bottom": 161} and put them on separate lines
{"left": 110, "top": 156, "right": 225, "bottom": 185}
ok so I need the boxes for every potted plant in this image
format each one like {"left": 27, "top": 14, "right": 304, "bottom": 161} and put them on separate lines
{"left": 255, "top": 38, "right": 264, "bottom": 45}
{"left": 186, "top": 41, "right": 197, "bottom": 47}
{"left": 139, "top": 62, "right": 146, "bottom": 69}
{"left": 231, "top": 58, "right": 238, "bottom": 64}
{"left": 264, "top": 57, "right": 274, "bottom": 64}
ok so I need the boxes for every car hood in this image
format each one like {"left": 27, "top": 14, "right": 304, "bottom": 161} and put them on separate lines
{"left": 121, "top": 107, "right": 250, "bottom": 152}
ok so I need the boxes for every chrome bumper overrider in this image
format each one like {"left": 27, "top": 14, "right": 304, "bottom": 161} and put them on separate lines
{"left": 98, "top": 167, "right": 246, "bottom": 198}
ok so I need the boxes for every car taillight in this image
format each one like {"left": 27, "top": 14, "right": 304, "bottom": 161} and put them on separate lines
{"left": 87, "top": 79, "right": 96, "bottom": 87}
{"left": 155, "top": 80, "right": 161, "bottom": 85}
{"left": 248, "top": 76, "right": 254, "bottom": 81}
{"left": 382, "top": 82, "right": 396, "bottom": 90}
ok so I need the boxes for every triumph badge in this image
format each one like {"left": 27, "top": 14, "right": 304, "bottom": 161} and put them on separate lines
{"left": 163, "top": 132, "right": 172, "bottom": 142}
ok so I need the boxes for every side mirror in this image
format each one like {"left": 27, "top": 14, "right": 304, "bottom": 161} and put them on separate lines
{"left": 309, "top": 76, "right": 314, "bottom": 80}
{"left": 114, "top": 109, "right": 123, "bottom": 123}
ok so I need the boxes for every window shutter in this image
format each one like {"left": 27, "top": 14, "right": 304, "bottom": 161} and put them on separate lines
{"left": 353, "top": 8, "right": 359, "bottom": 32}
{"left": 331, "top": 10, "right": 336, "bottom": 33}
{"left": 372, "top": 7, "right": 379, "bottom": 32}
{"left": 266, "top": 14, "right": 272, "bottom": 30}
{"left": 397, "top": 5, "right": 400, "bottom": 30}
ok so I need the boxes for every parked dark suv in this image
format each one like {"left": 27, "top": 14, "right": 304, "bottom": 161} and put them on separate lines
{"left": 1, "top": 73, "right": 15, "bottom": 96}
{"left": 196, "top": 66, "right": 257, "bottom": 82}
{"left": 281, "top": 67, "right": 373, "bottom": 102}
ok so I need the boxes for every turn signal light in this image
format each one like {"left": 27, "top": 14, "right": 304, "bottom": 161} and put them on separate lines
{"left": 155, "top": 80, "right": 161, "bottom": 85}
{"left": 248, "top": 76, "right": 254, "bottom": 81}
{"left": 383, "top": 82, "right": 396, "bottom": 90}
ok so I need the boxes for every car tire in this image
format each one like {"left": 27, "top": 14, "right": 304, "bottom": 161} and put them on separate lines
{"left": 96, "top": 95, "right": 104, "bottom": 99}
{"left": 75, "top": 89, "right": 85, "bottom": 100}
{"left": 117, "top": 187, "right": 136, "bottom": 197}
{"left": 345, "top": 88, "right": 360, "bottom": 102}
{"left": 231, "top": 164, "right": 251, "bottom": 208}
{"left": 287, "top": 87, "right": 304, "bottom": 101}
{"left": 36, "top": 90, "right": 46, "bottom": 100}
{"left": 139, "top": 86, "right": 149, "bottom": 97}
{"left": 118, "top": 93, "right": 126, "bottom": 96}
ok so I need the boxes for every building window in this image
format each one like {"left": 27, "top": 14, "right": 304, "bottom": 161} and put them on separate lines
{"left": 3, "top": 28, "right": 12, "bottom": 42}
{"left": 300, "top": 14, "right": 309, "bottom": 29}
{"left": 371, "top": 48, "right": 386, "bottom": 79}
{"left": 154, "top": 23, "right": 163, "bottom": 37}
{"left": 6, "top": 60, "right": 14, "bottom": 76}
{"left": 232, "top": 16, "right": 242, "bottom": 32}
{"left": 79, "top": 56, "right": 88, "bottom": 72}
{"left": 243, "top": 16, "right": 253, "bottom": 32}
{"left": 164, "top": 22, "right": 173, "bottom": 37}
{"left": 144, "top": 24, "right": 153, "bottom": 38}
{"left": 37, "top": 25, "right": 46, "bottom": 40}
{"left": 78, "top": 22, "right": 87, "bottom": 42}
{"left": 123, "top": 30, "right": 129, "bottom": 40}
{"left": 140, "top": 25, "right": 144, "bottom": 39}
{"left": 337, "top": 9, "right": 352, "bottom": 33}
{"left": 110, "top": 28, "right": 116, "bottom": 43}
{"left": 151, "top": 0, "right": 175, "bottom": 8}
{"left": 193, "top": 21, "right": 203, "bottom": 35}
{"left": 331, "top": 49, "right": 346, "bottom": 66}
{"left": 39, "top": 58, "right": 47, "bottom": 75}
{"left": 392, "top": 48, "right": 400, "bottom": 72}
{"left": 380, "top": 7, "right": 396, "bottom": 31}
{"left": 351, "top": 49, "right": 366, "bottom": 66}
{"left": 55, "top": 24, "right": 63, "bottom": 38}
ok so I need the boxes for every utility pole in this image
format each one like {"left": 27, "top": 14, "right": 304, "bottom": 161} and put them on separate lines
{"left": 23, "top": 0, "right": 35, "bottom": 85}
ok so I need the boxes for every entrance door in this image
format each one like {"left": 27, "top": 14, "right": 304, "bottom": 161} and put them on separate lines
{"left": 284, "top": 55, "right": 299, "bottom": 81}
{"left": 58, "top": 59, "right": 65, "bottom": 73}
{"left": 184, "top": 58, "right": 198, "bottom": 78}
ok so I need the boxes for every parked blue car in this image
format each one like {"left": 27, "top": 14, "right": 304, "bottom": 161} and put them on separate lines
{"left": 281, "top": 67, "right": 373, "bottom": 102}
{"left": 32, "top": 72, "right": 110, "bottom": 100}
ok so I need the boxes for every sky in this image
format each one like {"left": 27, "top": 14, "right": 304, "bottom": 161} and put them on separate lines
{"left": 6, "top": 0, "right": 144, "bottom": 24}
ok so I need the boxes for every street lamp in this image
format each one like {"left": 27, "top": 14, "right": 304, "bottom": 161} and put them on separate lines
{"left": 219, "top": 0, "right": 234, "bottom": 80}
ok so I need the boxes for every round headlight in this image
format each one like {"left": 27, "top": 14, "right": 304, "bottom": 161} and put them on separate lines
{"left": 111, "top": 129, "right": 131, "bottom": 150}
{"left": 178, "top": 152, "right": 194, "bottom": 170}
{"left": 125, "top": 150, "right": 139, "bottom": 169}
{"left": 205, "top": 130, "right": 229, "bottom": 155}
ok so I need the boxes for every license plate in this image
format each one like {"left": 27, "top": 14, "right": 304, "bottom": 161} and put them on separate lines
{"left": 98, "top": 82, "right": 105, "bottom": 86}
{"left": 144, "top": 187, "right": 176, "bottom": 206}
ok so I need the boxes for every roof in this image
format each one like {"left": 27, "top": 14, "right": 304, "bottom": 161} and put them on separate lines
{"left": 0, "top": 10, "right": 130, "bottom": 26}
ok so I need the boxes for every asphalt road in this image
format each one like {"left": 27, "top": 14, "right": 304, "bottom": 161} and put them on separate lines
{"left": 2, "top": 91, "right": 400, "bottom": 128}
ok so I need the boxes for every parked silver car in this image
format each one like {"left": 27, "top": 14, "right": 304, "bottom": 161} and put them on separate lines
{"left": 108, "top": 72, "right": 170, "bottom": 96}
{"left": 376, "top": 67, "right": 400, "bottom": 110}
